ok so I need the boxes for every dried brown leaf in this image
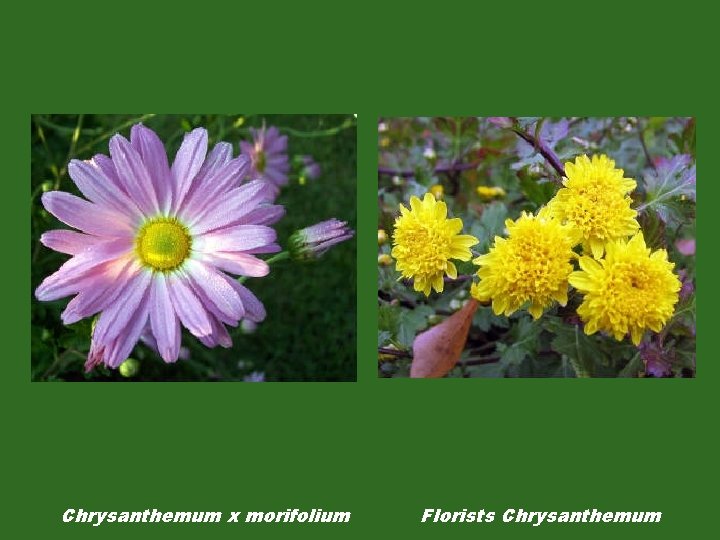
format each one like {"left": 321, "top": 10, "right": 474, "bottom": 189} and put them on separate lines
{"left": 410, "top": 299, "right": 478, "bottom": 378}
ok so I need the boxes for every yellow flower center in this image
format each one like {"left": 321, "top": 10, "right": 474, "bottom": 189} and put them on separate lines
{"left": 255, "top": 149, "right": 266, "bottom": 173}
{"left": 136, "top": 218, "right": 191, "bottom": 271}
{"left": 395, "top": 222, "right": 453, "bottom": 275}
{"left": 564, "top": 183, "right": 631, "bottom": 240}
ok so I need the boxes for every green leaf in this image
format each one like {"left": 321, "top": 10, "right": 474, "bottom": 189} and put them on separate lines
{"left": 640, "top": 155, "right": 695, "bottom": 225}
{"left": 618, "top": 353, "right": 642, "bottom": 378}
{"left": 519, "top": 175, "right": 555, "bottom": 207}
{"left": 378, "top": 304, "right": 400, "bottom": 335}
{"left": 544, "top": 319, "right": 601, "bottom": 377}
{"left": 472, "top": 202, "right": 508, "bottom": 252}
{"left": 473, "top": 305, "right": 510, "bottom": 332}
{"left": 397, "top": 305, "right": 434, "bottom": 348}
{"left": 497, "top": 317, "right": 541, "bottom": 367}
{"left": 480, "top": 202, "right": 508, "bottom": 235}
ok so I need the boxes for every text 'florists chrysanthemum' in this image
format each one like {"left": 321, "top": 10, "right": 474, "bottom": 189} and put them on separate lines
{"left": 568, "top": 232, "right": 681, "bottom": 345}
{"left": 471, "top": 208, "right": 581, "bottom": 319}
{"left": 548, "top": 154, "right": 639, "bottom": 258}
{"left": 35, "top": 124, "right": 285, "bottom": 370}
{"left": 391, "top": 193, "right": 478, "bottom": 296}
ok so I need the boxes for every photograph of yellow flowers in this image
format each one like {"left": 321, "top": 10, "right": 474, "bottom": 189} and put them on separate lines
{"left": 31, "top": 114, "right": 356, "bottom": 381}
{"left": 378, "top": 117, "right": 695, "bottom": 378}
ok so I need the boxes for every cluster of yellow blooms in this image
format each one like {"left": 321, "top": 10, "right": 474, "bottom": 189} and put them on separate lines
{"left": 391, "top": 154, "right": 681, "bottom": 345}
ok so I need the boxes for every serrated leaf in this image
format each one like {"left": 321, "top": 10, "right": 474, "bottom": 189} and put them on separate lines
{"left": 497, "top": 317, "right": 541, "bottom": 366}
{"left": 397, "top": 305, "right": 434, "bottom": 348}
{"left": 480, "top": 201, "right": 508, "bottom": 234}
{"left": 549, "top": 325, "right": 598, "bottom": 377}
{"left": 516, "top": 117, "right": 541, "bottom": 130}
{"left": 378, "top": 304, "right": 400, "bottom": 335}
{"left": 473, "top": 305, "right": 510, "bottom": 332}
{"left": 519, "top": 175, "right": 555, "bottom": 206}
{"left": 497, "top": 342, "right": 528, "bottom": 365}
{"left": 618, "top": 353, "right": 642, "bottom": 378}
{"left": 641, "top": 154, "right": 696, "bottom": 225}
{"left": 473, "top": 202, "right": 508, "bottom": 251}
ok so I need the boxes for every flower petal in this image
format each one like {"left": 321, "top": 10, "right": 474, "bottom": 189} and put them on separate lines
{"left": 233, "top": 205, "right": 285, "bottom": 227}
{"left": 179, "top": 155, "right": 250, "bottom": 222}
{"left": 194, "top": 225, "right": 276, "bottom": 253}
{"left": 149, "top": 273, "right": 181, "bottom": 363}
{"left": 102, "top": 295, "right": 151, "bottom": 369}
{"left": 197, "top": 252, "right": 269, "bottom": 277}
{"left": 61, "top": 258, "right": 135, "bottom": 324}
{"left": 109, "top": 134, "right": 159, "bottom": 215}
{"left": 197, "top": 314, "right": 233, "bottom": 348}
{"left": 171, "top": 128, "right": 208, "bottom": 211}
{"left": 92, "top": 267, "right": 152, "bottom": 345}
{"left": 41, "top": 191, "right": 134, "bottom": 236}
{"left": 35, "top": 240, "right": 133, "bottom": 301}
{"left": 223, "top": 276, "right": 266, "bottom": 322}
{"left": 188, "top": 180, "right": 275, "bottom": 234}
{"left": 184, "top": 259, "right": 244, "bottom": 322}
{"left": 130, "top": 124, "right": 172, "bottom": 214}
{"left": 40, "top": 230, "right": 102, "bottom": 255}
{"left": 166, "top": 272, "right": 212, "bottom": 338}
{"left": 68, "top": 159, "right": 144, "bottom": 222}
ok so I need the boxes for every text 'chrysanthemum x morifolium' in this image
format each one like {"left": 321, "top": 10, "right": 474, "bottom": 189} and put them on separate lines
{"left": 391, "top": 193, "right": 478, "bottom": 296}
{"left": 35, "top": 124, "right": 285, "bottom": 370}
{"left": 471, "top": 208, "right": 582, "bottom": 319}
{"left": 568, "top": 232, "right": 681, "bottom": 346}
{"left": 548, "top": 154, "right": 639, "bottom": 259}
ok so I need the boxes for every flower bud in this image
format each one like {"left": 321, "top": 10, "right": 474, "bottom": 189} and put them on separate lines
{"left": 243, "top": 371, "right": 265, "bottom": 382}
{"left": 378, "top": 229, "right": 388, "bottom": 245}
{"left": 289, "top": 219, "right": 354, "bottom": 261}
{"left": 241, "top": 319, "right": 258, "bottom": 334}
{"left": 119, "top": 358, "right": 140, "bottom": 378}
{"left": 378, "top": 253, "right": 393, "bottom": 266}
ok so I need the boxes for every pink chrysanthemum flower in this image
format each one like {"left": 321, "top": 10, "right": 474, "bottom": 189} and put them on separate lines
{"left": 240, "top": 126, "right": 290, "bottom": 191}
{"left": 35, "top": 124, "right": 284, "bottom": 371}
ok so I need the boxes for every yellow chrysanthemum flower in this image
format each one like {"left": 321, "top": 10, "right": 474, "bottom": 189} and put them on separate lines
{"left": 548, "top": 154, "right": 639, "bottom": 259}
{"left": 476, "top": 185, "right": 506, "bottom": 199}
{"left": 392, "top": 193, "right": 478, "bottom": 296}
{"left": 568, "top": 232, "right": 681, "bottom": 345}
{"left": 429, "top": 183, "right": 444, "bottom": 200}
{"left": 471, "top": 208, "right": 581, "bottom": 319}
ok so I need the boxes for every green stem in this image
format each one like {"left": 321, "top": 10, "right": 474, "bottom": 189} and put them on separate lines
{"left": 237, "top": 251, "right": 290, "bottom": 283}
{"left": 279, "top": 117, "right": 355, "bottom": 138}
{"left": 265, "top": 251, "right": 290, "bottom": 265}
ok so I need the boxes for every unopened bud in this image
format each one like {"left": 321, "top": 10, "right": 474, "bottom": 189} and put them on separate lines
{"left": 289, "top": 219, "right": 354, "bottom": 261}
{"left": 377, "top": 229, "right": 388, "bottom": 245}
{"left": 119, "top": 358, "right": 140, "bottom": 378}
{"left": 378, "top": 253, "right": 393, "bottom": 266}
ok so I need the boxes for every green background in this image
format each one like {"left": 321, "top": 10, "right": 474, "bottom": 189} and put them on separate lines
{"left": 3, "top": 1, "right": 711, "bottom": 539}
